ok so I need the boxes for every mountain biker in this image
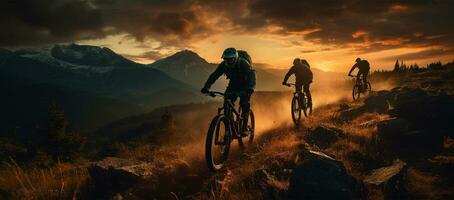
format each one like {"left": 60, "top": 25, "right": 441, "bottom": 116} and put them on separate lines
{"left": 348, "top": 58, "right": 370, "bottom": 87}
{"left": 201, "top": 48, "right": 256, "bottom": 135}
{"left": 282, "top": 58, "right": 313, "bottom": 106}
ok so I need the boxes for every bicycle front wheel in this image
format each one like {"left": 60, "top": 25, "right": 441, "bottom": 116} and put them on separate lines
{"left": 205, "top": 115, "right": 231, "bottom": 171}
{"left": 291, "top": 95, "right": 302, "bottom": 126}
{"left": 238, "top": 110, "right": 255, "bottom": 150}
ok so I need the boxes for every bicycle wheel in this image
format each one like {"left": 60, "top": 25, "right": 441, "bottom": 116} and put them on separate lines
{"left": 238, "top": 110, "right": 255, "bottom": 150}
{"left": 291, "top": 95, "right": 302, "bottom": 126}
{"left": 205, "top": 115, "right": 231, "bottom": 171}
{"left": 352, "top": 85, "right": 361, "bottom": 100}
{"left": 302, "top": 94, "right": 312, "bottom": 117}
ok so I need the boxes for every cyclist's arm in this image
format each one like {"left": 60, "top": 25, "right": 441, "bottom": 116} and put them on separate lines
{"left": 283, "top": 66, "right": 295, "bottom": 83}
{"left": 348, "top": 63, "right": 358, "bottom": 76}
{"left": 204, "top": 63, "right": 225, "bottom": 89}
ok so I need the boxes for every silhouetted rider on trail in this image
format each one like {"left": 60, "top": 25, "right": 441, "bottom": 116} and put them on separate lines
{"left": 201, "top": 48, "right": 256, "bottom": 135}
{"left": 282, "top": 58, "right": 313, "bottom": 106}
{"left": 348, "top": 58, "right": 370, "bottom": 85}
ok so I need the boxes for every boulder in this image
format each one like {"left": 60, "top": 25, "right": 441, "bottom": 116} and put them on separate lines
{"left": 288, "top": 148, "right": 363, "bottom": 200}
{"left": 364, "top": 90, "right": 391, "bottom": 113}
{"left": 364, "top": 159, "right": 408, "bottom": 199}
{"left": 254, "top": 169, "right": 285, "bottom": 199}
{"left": 304, "top": 125, "right": 346, "bottom": 149}
{"left": 88, "top": 157, "right": 153, "bottom": 195}
{"left": 376, "top": 117, "right": 410, "bottom": 146}
{"left": 398, "top": 130, "right": 444, "bottom": 157}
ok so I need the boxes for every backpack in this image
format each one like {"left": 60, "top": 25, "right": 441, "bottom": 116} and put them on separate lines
{"left": 360, "top": 60, "right": 370, "bottom": 70}
{"left": 237, "top": 50, "right": 252, "bottom": 66}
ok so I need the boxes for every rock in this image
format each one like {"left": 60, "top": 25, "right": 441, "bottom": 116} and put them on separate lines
{"left": 288, "top": 148, "right": 363, "bottom": 200}
{"left": 304, "top": 125, "right": 346, "bottom": 149}
{"left": 358, "top": 119, "right": 377, "bottom": 128}
{"left": 364, "top": 90, "right": 391, "bottom": 113}
{"left": 389, "top": 87, "right": 454, "bottom": 131}
{"left": 376, "top": 117, "right": 410, "bottom": 146}
{"left": 254, "top": 169, "right": 283, "bottom": 199}
{"left": 399, "top": 130, "right": 444, "bottom": 156}
{"left": 364, "top": 159, "right": 408, "bottom": 199}
{"left": 88, "top": 157, "right": 153, "bottom": 196}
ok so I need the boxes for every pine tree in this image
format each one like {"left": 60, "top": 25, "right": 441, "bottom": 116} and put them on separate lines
{"left": 394, "top": 59, "right": 400, "bottom": 72}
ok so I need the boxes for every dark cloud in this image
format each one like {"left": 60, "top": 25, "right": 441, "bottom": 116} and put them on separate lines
{"left": 1, "top": 0, "right": 454, "bottom": 58}
{"left": 0, "top": 0, "right": 210, "bottom": 47}
{"left": 0, "top": 0, "right": 105, "bottom": 46}
{"left": 380, "top": 48, "right": 454, "bottom": 62}
{"left": 245, "top": 0, "right": 454, "bottom": 51}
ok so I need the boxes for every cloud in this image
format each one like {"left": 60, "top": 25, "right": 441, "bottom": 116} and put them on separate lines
{"left": 123, "top": 50, "right": 166, "bottom": 62}
{"left": 1, "top": 0, "right": 454, "bottom": 61}
{"left": 380, "top": 48, "right": 454, "bottom": 62}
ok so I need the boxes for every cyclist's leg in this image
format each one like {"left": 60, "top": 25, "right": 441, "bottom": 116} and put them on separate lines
{"left": 356, "top": 71, "right": 362, "bottom": 85}
{"left": 303, "top": 83, "right": 312, "bottom": 105}
{"left": 239, "top": 91, "right": 252, "bottom": 133}
{"left": 225, "top": 88, "right": 238, "bottom": 114}
{"left": 363, "top": 70, "right": 370, "bottom": 87}
{"left": 296, "top": 84, "right": 303, "bottom": 106}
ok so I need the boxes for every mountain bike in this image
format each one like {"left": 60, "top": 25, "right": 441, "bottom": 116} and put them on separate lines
{"left": 285, "top": 83, "right": 312, "bottom": 127}
{"left": 204, "top": 91, "right": 255, "bottom": 171}
{"left": 350, "top": 75, "right": 371, "bottom": 100}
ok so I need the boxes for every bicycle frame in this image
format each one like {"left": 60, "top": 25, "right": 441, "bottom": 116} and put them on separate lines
{"left": 286, "top": 83, "right": 307, "bottom": 99}
{"left": 209, "top": 91, "right": 244, "bottom": 139}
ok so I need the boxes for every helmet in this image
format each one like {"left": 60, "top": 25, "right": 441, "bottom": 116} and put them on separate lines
{"left": 221, "top": 48, "right": 238, "bottom": 59}
{"left": 293, "top": 58, "right": 301, "bottom": 65}
{"left": 355, "top": 58, "right": 361, "bottom": 62}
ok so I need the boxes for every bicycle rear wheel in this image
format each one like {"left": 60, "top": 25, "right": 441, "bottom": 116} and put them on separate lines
{"left": 352, "top": 85, "right": 361, "bottom": 100}
{"left": 291, "top": 95, "right": 302, "bottom": 126}
{"left": 238, "top": 110, "right": 255, "bottom": 150}
{"left": 205, "top": 115, "right": 231, "bottom": 171}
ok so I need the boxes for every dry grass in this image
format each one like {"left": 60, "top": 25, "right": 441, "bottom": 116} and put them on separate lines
{"left": 0, "top": 159, "right": 88, "bottom": 200}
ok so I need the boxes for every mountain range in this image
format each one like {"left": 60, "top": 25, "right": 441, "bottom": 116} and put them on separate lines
{"left": 0, "top": 43, "right": 343, "bottom": 134}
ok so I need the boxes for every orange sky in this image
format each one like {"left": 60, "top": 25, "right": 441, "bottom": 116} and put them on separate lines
{"left": 79, "top": 33, "right": 453, "bottom": 72}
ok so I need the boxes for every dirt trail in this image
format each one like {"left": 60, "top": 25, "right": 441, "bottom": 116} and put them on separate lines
{"left": 122, "top": 86, "right": 359, "bottom": 199}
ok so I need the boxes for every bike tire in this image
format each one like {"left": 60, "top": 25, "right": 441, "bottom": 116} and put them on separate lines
{"left": 291, "top": 95, "right": 302, "bottom": 126}
{"left": 302, "top": 94, "right": 312, "bottom": 117}
{"left": 352, "top": 85, "right": 360, "bottom": 100}
{"left": 205, "top": 115, "right": 231, "bottom": 171}
{"left": 238, "top": 110, "right": 255, "bottom": 150}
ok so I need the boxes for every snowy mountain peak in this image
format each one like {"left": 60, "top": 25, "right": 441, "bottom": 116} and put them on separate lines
{"left": 51, "top": 43, "right": 135, "bottom": 67}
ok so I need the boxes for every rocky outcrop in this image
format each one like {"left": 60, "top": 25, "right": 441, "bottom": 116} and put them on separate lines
{"left": 88, "top": 157, "right": 153, "bottom": 197}
{"left": 288, "top": 147, "right": 363, "bottom": 200}
{"left": 364, "top": 159, "right": 408, "bottom": 199}
{"left": 304, "top": 125, "right": 346, "bottom": 149}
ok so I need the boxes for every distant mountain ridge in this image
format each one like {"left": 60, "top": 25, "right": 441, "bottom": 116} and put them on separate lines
{"left": 148, "top": 50, "right": 285, "bottom": 91}
{"left": 0, "top": 44, "right": 204, "bottom": 133}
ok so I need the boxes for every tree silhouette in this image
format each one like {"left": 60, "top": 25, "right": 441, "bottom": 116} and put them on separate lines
{"left": 394, "top": 59, "right": 400, "bottom": 72}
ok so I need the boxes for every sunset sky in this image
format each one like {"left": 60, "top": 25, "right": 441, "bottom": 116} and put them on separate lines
{"left": 1, "top": 0, "right": 453, "bottom": 72}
